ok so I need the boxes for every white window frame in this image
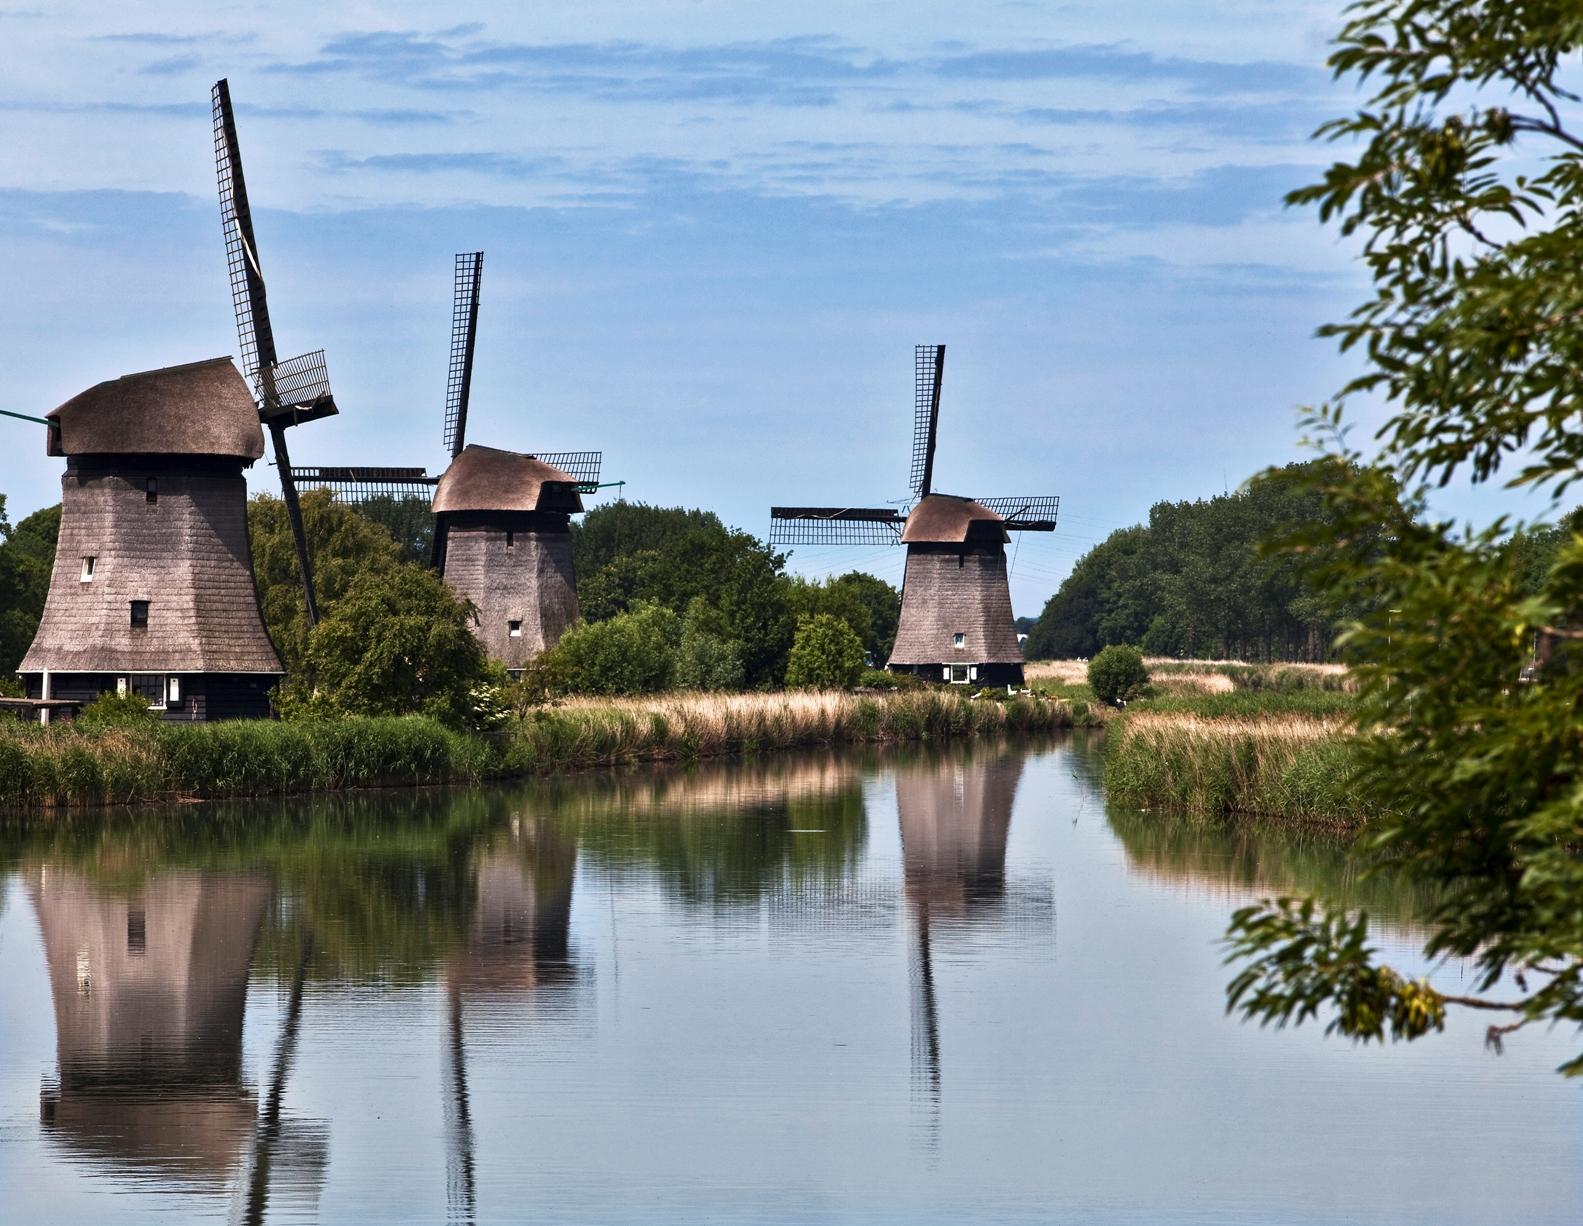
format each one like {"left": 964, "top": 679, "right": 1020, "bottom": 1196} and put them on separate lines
{"left": 80, "top": 556, "right": 95, "bottom": 582}
{"left": 508, "top": 619, "right": 523, "bottom": 638}
{"left": 948, "top": 664, "right": 970, "bottom": 684}
{"left": 128, "top": 673, "right": 166, "bottom": 710}
{"left": 166, "top": 676, "right": 181, "bottom": 705}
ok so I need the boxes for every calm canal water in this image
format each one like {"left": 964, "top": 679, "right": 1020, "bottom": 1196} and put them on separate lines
{"left": 0, "top": 734, "right": 1578, "bottom": 1224}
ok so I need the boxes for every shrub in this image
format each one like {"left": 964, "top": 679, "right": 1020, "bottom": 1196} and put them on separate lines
{"left": 553, "top": 603, "right": 682, "bottom": 695}
{"left": 1088, "top": 644, "right": 1149, "bottom": 705}
{"left": 78, "top": 690, "right": 160, "bottom": 727}
{"left": 785, "top": 614, "right": 866, "bottom": 689}
{"left": 856, "top": 668, "right": 926, "bottom": 691}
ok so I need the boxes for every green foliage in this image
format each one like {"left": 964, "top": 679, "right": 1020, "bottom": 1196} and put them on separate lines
{"left": 77, "top": 690, "right": 160, "bottom": 727}
{"left": 349, "top": 494, "right": 435, "bottom": 566}
{"left": 1226, "top": 899, "right": 1445, "bottom": 1043}
{"left": 277, "top": 564, "right": 491, "bottom": 726}
{"left": 1025, "top": 462, "right": 1398, "bottom": 662}
{"left": 546, "top": 603, "right": 682, "bottom": 696}
{"left": 572, "top": 501, "right": 796, "bottom": 686}
{"left": 0, "top": 499, "right": 61, "bottom": 673}
{"left": 1087, "top": 644, "right": 1149, "bottom": 705}
{"left": 1221, "top": 1, "right": 1583, "bottom": 1073}
{"left": 675, "top": 599, "right": 746, "bottom": 690}
{"left": 785, "top": 614, "right": 866, "bottom": 689}
{"left": 787, "top": 572, "right": 901, "bottom": 660}
{"left": 248, "top": 490, "right": 405, "bottom": 671}
{"left": 857, "top": 667, "right": 926, "bottom": 691}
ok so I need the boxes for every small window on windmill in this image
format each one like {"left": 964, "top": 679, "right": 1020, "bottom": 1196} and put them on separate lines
{"left": 145, "top": 478, "right": 157, "bottom": 504}
{"left": 129, "top": 673, "right": 164, "bottom": 708}
{"left": 80, "top": 556, "right": 95, "bottom": 583}
{"left": 130, "top": 600, "right": 150, "bottom": 628}
{"left": 506, "top": 530, "right": 515, "bottom": 550}
{"left": 949, "top": 664, "right": 970, "bottom": 684}
{"left": 953, "top": 632, "right": 965, "bottom": 649}
{"left": 508, "top": 619, "right": 523, "bottom": 638}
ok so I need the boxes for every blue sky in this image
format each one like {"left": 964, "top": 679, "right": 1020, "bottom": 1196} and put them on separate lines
{"left": 0, "top": 1, "right": 1497, "bottom": 614}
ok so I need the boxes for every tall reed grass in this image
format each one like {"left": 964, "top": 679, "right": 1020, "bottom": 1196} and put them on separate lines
{"left": 1103, "top": 709, "right": 1372, "bottom": 827}
{"left": 0, "top": 689, "right": 1087, "bottom": 813}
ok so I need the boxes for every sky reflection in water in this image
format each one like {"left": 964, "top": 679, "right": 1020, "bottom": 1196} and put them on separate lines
{"left": 0, "top": 735, "right": 1579, "bottom": 1224}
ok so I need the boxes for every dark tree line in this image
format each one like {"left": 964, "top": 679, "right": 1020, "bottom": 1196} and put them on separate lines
{"left": 1027, "top": 461, "right": 1400, "bottom": 662}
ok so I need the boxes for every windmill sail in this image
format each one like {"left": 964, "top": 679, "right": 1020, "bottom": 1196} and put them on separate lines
{"left": 212, "top": 78, "right": 336, "bottom": 625}
{"left": 972, "top": 496, "right": 1060, "bottom": 531}
{"left": 443, "top": 251, "right": 483, "bottom": 459}
{"left": 768, "top": 506, "right": 903, "bottom": 546}
{"left": 910, "top": 344, "right": 945, "bottom": 499}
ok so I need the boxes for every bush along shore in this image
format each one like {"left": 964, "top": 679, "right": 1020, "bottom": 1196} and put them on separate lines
{"left": 1101, "top": 692, "right": 1372, "bottom": 830}
{"left": 0, "top": 688, "right": 1094, "bottom": 812}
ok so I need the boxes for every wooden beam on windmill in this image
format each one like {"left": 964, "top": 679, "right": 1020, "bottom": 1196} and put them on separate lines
{"left": 212, "top": 78, "right": 339, "bottom": 626}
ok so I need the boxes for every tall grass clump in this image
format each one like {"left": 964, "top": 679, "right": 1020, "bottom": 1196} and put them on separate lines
{"left": 1104, "top": 710, "right": 1372, "bottom": 827}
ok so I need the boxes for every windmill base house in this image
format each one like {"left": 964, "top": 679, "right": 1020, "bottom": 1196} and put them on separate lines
{"left": 887, "top": 495, "right": 1027, "bottom": 688}
{"left": 431, "top": 444, "right": 584, "bottom": 675}
{"left": 18, "top": 358, "right": 284, "bottom": 721}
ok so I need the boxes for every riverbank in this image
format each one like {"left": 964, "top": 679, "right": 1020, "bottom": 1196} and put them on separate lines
{"left": 0, "top": 688, "right": 1093, "bottom": 812}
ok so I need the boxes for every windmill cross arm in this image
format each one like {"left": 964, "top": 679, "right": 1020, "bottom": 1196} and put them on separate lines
{"left": 771, "top": 506, "right": 903, "bottom": 522}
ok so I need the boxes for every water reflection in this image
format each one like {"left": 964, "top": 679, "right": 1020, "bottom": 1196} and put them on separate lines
{"left": 896, "top": 753, "right": 1025, "bottom": 1147}
{"left": 31, "top": 869, "right": 272, "bottom": 1184}
{"left": 1, "top": 739, "right": 1578, "bottom": 1225}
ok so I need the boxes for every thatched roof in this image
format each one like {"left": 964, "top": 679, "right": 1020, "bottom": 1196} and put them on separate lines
{"left": 432, "top": 445, "right": 583, "bottom": 515}
{"left": 901, "top": 494, "right": 1008, "bottom": 544}
{"left": 47, "top": 358, "right": 264, "bottom": 461}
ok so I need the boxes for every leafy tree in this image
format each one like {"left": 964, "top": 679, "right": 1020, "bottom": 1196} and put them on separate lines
{"left": 1086, "top": 644, "right": 1149, "bottom": 705}
{"left": 675, "top": 598, "right": 745, "bottom": 690}
{"left": 548, "top": 603, "right": 682, "bottom": 696}
{"left": 787, "top": 572, "right": 902, "bottom": 661}
{"left": 0, "top": 499, "right": 60, "bottom": 673}
{"left": 785, "top": 614, "right": 865, "bottom": 689}
{"left": 277, "top": 564, "right": 491, "bottom": 725}
{"left": 572, "top": 501, "right": 794, "bottom": 686}
{"left": 350, "top": 494, "right": 434, "bottom": 567}
{"left": 249, "top": 490, "right": 404, "bottom": 671}
{"left": 1025, "top": 463, "right": 1396, "bottom": 661}
{"left": 1224, "top": 1, "right": 1583, "bottom": 1073}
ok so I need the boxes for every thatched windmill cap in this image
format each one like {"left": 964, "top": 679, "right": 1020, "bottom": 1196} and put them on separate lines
{"left": 47, "top": 357, "right": 264, "bottom": 461}
{"left": 901, "top": 493, "right": 1009, "bottom": 544}
{"left": 432, "top": 444, "right": 584, "bottom": 514}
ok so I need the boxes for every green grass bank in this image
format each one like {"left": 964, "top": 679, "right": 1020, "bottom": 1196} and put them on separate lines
{"left": 0, "top": 688, "right": 1092, "bottom": 812}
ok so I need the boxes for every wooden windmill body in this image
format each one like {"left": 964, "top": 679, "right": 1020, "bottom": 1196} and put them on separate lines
{"left": 18, "top": 358, "right": 284, "bottom": 718}
{"left": 291, "top": 252, "right": 602, "bottom": 676}
{"left": 771, "top": 345, "right": 1058, "bottom": 687}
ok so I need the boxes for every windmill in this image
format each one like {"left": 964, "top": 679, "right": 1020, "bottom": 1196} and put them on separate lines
{"left": 212, "top": 78, "right": 339, "bottom": 626}
{"left": 290, "top": 253, "right": 604, "bottom": 672}
{"left": 770, "top": 345, "right": 1059, "bottom": 688}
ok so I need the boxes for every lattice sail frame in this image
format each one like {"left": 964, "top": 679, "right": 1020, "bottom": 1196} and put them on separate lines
{"left": 290, "top": 467, "right": 437, "bottom": 504}
{"left": 910, "top": 344, "right": 945, "bottom": 499}
{"left": 443, "top": 252, "right": 483, "bottom": 458}
{"left": 975, "top": 496, "right": 1060, "bottom": 532}
{"left": 212, "top": 80, "right": 336, "bottom": 424}
{"left": 769, "top": 507, "right": 903, "bottom": 546}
